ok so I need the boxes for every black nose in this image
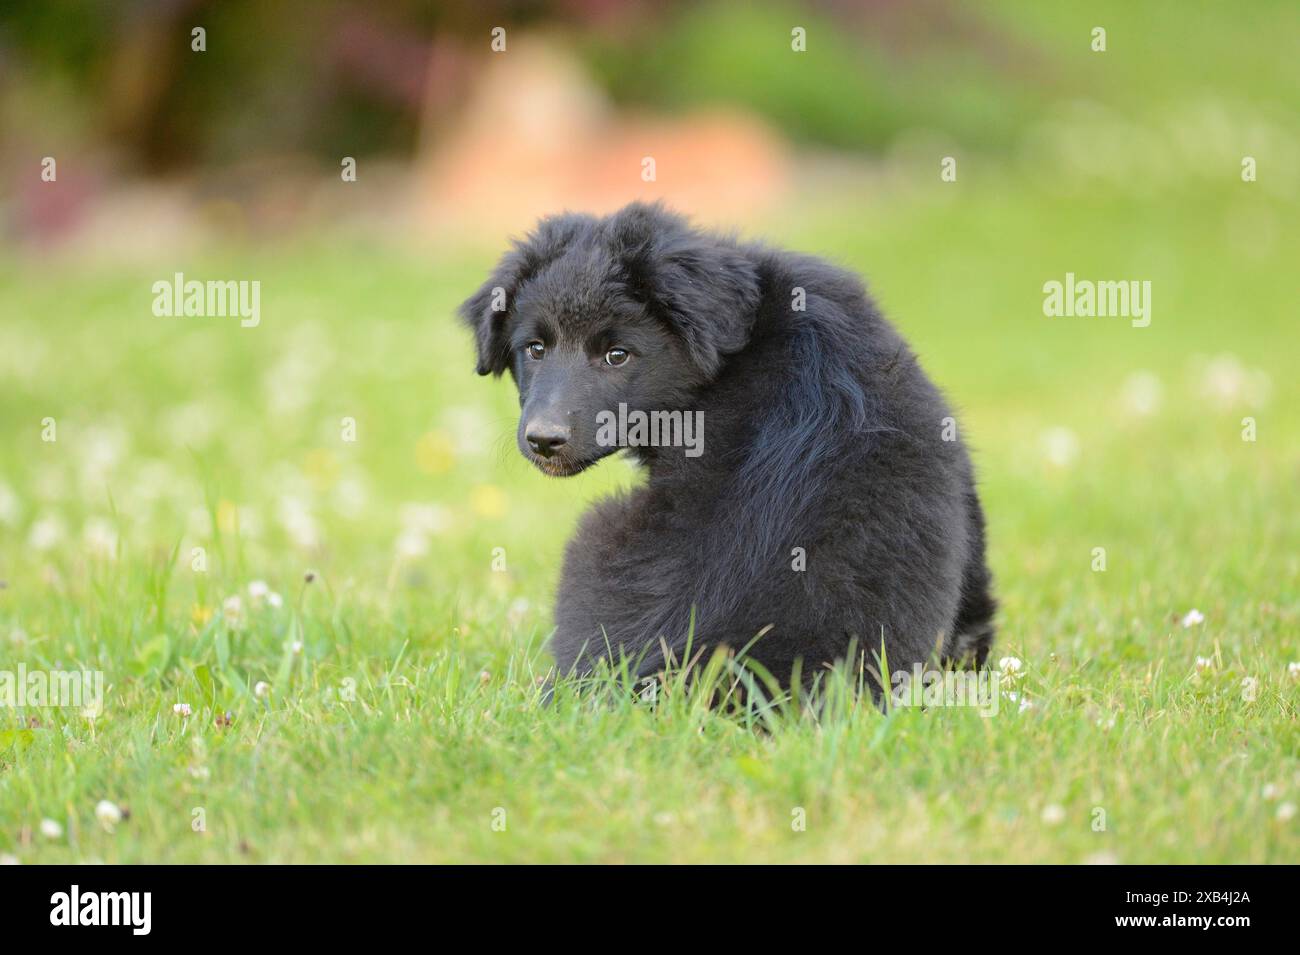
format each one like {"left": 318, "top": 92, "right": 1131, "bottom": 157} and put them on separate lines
{"left": 526, "top": 424, "right": 570, "bottom": 457}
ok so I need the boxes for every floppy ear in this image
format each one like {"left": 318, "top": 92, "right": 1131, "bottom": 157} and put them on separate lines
{"left": 459, "top": 215, "right": 590, "bottom": 377}
{"left": 611, "top": 202, "right": 761, "bottom": 378}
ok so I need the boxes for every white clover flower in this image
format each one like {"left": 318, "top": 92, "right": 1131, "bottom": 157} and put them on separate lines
{"left": 1121, "top": 371, "right": 1162, "bottom": 416}
{"left": 39, "top": 819, "right": 63, "bottom": 839}
{"left": 290, "top": 640, "right": 304, "bottom": 655}
{"left": 395, "top": 527, "right": 430, "bottom": 559}
{"left": 1288, "top": 662, "right": 1300, "bottom": 682}
{"left": 0, "top": 853, "right": 18, "bottom": 865}
{"left": 254, "top": 681, "right": 270, "bottom": 698}
{"left": 399, "top": 502, "right": 451, "bottom": 535}
{"left": 82, "top": 518, "right": 118, "bottom": 559}
{"left": 0, "top": 481, "right": 21, "bottom": 526}
{"left": 998, "top": 656, "right": 1023, "bottom": 677}
{"left": 173, "top": 702, "right": 192, "bottom": 717}
{"left": 1041, "top": 427, "right": 1079, "bottom": 468}
{"left": 78, "top": 425, "right": 126, "bottom": 486}
{"left": 444, "top": 406, "right": 492, "bottom": 459}
{"left": 334, "top": 476, "right": 368, "bottom": 519}
{"left": 1262, "top": 783, "right": 1281, "bottom": 801}
{"left": 1200, "top": 354, "right": 1269, "bottom": 409}
{"left": 1181, "top": 608, "right": 1205, "bottom": 628}
{"left": 277, "top": 495, "right": 320, "bottom": 550}
{"left": 247, "top": 580, "right": 284, "bottom": 609}
{"left": 222, "top": 594, "right": 245, "bottom": 629}
{"left": 94, "top": 800, "right": 123, "bottom": 829}
{"left": 1018, "top": 697, "right": 1034, "bottom": 714}
{"left": 1195, "top": 656, "right": 1215, "bottom": 674}
{"left": 506, "top": 597, "right": 531, "bottom": 626}
{"left": 1278, "top": 802, "right": 1297, "bottom": 822}
{"left": 1241, "top": 676, "right": 1259, "bottom": 702}
{"left": 27, "top": 515, "right": 66, "bottom": 551}
{"left": 1041, "top": 804, "right": 1066, "bottom": 825}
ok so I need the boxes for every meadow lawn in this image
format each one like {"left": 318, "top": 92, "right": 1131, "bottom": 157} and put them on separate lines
{"left": 1, "top": 159, "right": 1297, "bottom": 863}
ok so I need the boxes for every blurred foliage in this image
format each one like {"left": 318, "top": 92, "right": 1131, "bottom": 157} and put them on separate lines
{"left": 7, "top": 0, "right": 1297, "bottom": 174}
{"left": 4, "top": 0, "right": 1300, "bottom": 173}
{"left": 1, "top": 0, "right": 561, "bottom": 169}
{"left": 584, "top": 0, "right": 1053, "bottom": 152}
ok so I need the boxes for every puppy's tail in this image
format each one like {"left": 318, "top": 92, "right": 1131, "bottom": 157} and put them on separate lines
{"left": 942, "top": 491, "right": 997, "bottom": 667}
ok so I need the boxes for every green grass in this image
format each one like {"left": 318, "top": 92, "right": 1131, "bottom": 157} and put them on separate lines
{"left": 2, "top": 167, "right": 1296, "bottom": 863}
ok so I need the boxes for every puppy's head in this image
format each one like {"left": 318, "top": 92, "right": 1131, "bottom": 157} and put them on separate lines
{"left": 459, "top": 203, "right": 760, "bottom": 476}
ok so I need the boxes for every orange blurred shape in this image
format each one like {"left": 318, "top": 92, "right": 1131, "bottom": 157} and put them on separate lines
{"left": 418, "top": 39, "right": 789, "bottom": 237}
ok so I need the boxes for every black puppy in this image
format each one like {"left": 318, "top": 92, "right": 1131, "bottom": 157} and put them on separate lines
{"left": 461, "top": 202, "right": 995, "bottom": 690}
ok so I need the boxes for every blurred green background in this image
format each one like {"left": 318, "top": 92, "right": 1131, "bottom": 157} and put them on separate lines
{"left": 0, "top": 1, "right": 1296, "bottom": 863}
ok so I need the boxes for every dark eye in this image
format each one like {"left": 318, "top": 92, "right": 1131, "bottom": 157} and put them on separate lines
{"left": 526, "top": 341, "right": 546, "bottom": 360}
{"left": 605, "top": 347, "right": 629, "bottom": 367}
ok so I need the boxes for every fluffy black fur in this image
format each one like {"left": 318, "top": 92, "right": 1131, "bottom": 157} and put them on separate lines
{"left": 460, "top": 202, "right": 995, "bottom": 689}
